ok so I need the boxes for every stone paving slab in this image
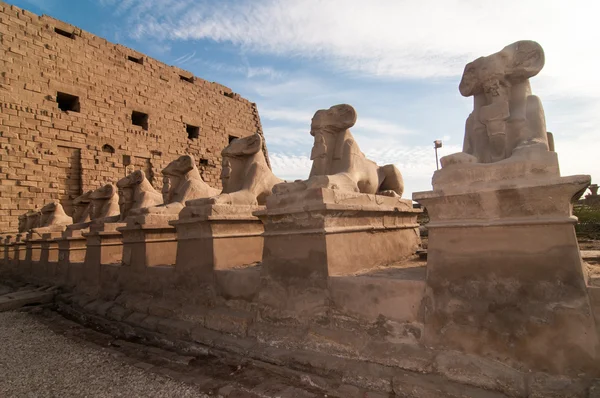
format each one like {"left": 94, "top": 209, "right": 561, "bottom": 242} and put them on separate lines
{"left": 0, "top": 289, "right": 55, "bottom": 312}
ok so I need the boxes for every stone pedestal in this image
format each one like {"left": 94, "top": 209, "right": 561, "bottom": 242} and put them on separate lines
{"left": 8, "top": 235, "right": 24, "bottom": 269}
{"left": 57, "top": 228, "right": 89, "bottom": 287}
{"left": 83, "top": 223, "right": 126, "bottom": 266}
{"left": 1, "top": 235, "right": 14, "bottom": 272}
{"left": 119, "top": 214, "right": 179, "bottom": 269}
{"left": 78, "top": 222, "right": 125, "bottom": 293}
{"left": 25, "top": 231, "right": 42, "bottom": 263}
{"left": 256, "top": 188, "right": 421, "bottom": 314}
{"left": 118, "top": 223, "right": 177, "bottom": 269}
{"left": 39, "top": 231, "right": 63, "bottom": 283}
{"left": 171, "top": 204, "right": 265, "bottom": 285}
{"left": 0, "top": 235, "right": 9, "bottom": 267}
{"left": 413, "top": 149, "right": 599, "bottom": 377}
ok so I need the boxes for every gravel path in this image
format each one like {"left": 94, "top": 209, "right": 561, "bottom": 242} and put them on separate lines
{"left": 0, "top": 311, "right": 209, "bottom": 398}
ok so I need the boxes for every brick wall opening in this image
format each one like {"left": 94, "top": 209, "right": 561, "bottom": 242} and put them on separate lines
{"left": 199, "top": 159, "right": 209, "bottom": 166}
{"left": 223, "top": 92, "right": 235, "bottom": 99}
{"left": 186, "top": 124, "right": 199, "bottom": 140}
{"left": 54, "top": 27, "right": 75, "bottom": 39}
{"left": 180, "top": 75, "right": 194, "bottom": 83}
{"left": 122, "top": 155, "right": 131, "bottom": 166}
{"left": 127, "top": 55, "right": 143, "bottom": 65}
{"left": 56, "top": 92, "right": 80, "bottom": 112}
{"left": 102, "top": 144, "right": 115, "bottom": 154}
{"left": 228, "top": 135, "right": 239, "bottom": 144}
{"left": 131, "top": 111, "right": 148, "bottom": 130}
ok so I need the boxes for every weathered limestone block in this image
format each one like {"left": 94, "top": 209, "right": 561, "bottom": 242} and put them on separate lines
{"left": 413, "top": 41, "right": 598, "bottom": 378}
{"left": 40, "top": 232, "right": 60, "bottom": 278}
{"left": 171, "top": 204, "right": 265, "bottom": 287}
{"left": 57, "top": 229, "right": 88, "bottom": 287}
{"left": 79, "top": 222, "right": 126, "bottom": 295}
{"left": 116, "top": 170, "right": 163, "bottom": 220}
{"left": 256, "top": 188, "right": 421, "bottom": 315}
{"left": 174, "top": 134, "right": 281, "bottom": 286}
{"left": 273, "top": 104, "right": 404, "bottom": 197}
{"left": 120, "top": 155, "right": 220, "bottom": 269}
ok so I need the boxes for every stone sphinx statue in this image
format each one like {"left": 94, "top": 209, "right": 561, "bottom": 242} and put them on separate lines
{"left": 17, "top": 213, "right": 27, "bottom": 233}
{"left": 38, "top": 201, "right": 73, "bottom": 229}
{"left": 161, "top": 175, "right": 170, "bottom": 204}
{"left": 442, "top": 40, "right": 550, "bottom": 166}
{"left": 187, "top": 134, "right": 282, "bottom": 206}
{"left": 273, "top": 104, "right": 404, "bottom": 197}
{"left": 131, "top": 155, "right": 219, "bottom": 215}
{"left": 72, "top": 191, "right": 93, "bottom": 224}
{"left": 89, "top": 183, "right": 120, "bottom": 221}
{"left": 24, "top": 209, "right": 41, "bottom": 231}
{"left": 116, "top": 170, "right": 163, "bottom": 220}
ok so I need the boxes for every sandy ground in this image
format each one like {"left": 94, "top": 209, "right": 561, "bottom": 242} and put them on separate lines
{"left": 0, "top": 311, "right": 209, "bottom": 398}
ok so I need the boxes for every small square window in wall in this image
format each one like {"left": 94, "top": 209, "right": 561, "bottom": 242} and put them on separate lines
{"left": 131, "top": 111, "right": 149, "bottom": 130}
{"left": 128, "top": 55, "right": 143, "bottom": 65}
{"left": 199, "top": 159, "right": 209, "bottom": 166}
{"left": 228, "top": 135, "right": 239, "bottom": 144}
{"left": 56, "top": 92, "right": 80, "bottom": 112}
{"left": 54, "top": 27, "right": 75, "bottom": 39}
{"left": 186, "top": 124, "right": 199, "bottom": 140}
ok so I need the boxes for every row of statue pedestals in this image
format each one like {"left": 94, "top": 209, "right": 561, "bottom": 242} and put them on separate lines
{"left": 1, "top": 41, "right": 599, "bottom": 388}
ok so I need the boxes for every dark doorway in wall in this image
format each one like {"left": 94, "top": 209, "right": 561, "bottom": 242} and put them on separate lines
{"left": 56, "top": 92, "right": 80, "bottom": 112}
{"left": 228, "top": 135, "right": 239, "bottom": 144}
{"left": 102, "top": 144, "right": 115, "bottom": 154}
{"left": 132, "top": 111, "right": 148, "bottom": 130}
{"left": 186, "top": 124, "right": 199, "bottom": 140}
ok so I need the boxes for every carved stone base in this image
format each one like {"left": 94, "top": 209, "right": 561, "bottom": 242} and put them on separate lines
{"left": 413, "top": 162, "right": 599, "bottom": 377}
{"left": 1, "top": 235, "right": 16, "bottom": 274}
{"left": 24, "top": 232, "right": 43, "bottom": 271}
{"left": 255, "top": 188, "right": 421, "bottom": 314}
{"left": 38, "top": 232, "right": 63, "bottom": 283}
{"left": 78, "top": 223, "right": 125, "bottom": 293}
{"left": 55, "top": 229, "right": 88, "bottom": 287}
{"left": 118, "top": 223, "right": 177, "bottom": 269}
{"left": 1, "top": 235, "right": 12, "bottom": 268}
{"left": 171, "top": 204, "right": 265, "bottom": 285}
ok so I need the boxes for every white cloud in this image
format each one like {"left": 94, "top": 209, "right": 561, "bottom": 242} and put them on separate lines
{"left": 120, "top": 0, "right": 599, "bottom": 82}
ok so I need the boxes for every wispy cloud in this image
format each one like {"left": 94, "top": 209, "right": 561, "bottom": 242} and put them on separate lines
{"left": 98, "top": 0, "right": 600, "bottom": 192}
{"left": 173, "top": 51, "right": 196, "bottom": 64}
{"left": 194, "top": 60, "right": 284, "bottom": 80}
{"left": 115, "top": 0, "right": 599, "bottom": 83}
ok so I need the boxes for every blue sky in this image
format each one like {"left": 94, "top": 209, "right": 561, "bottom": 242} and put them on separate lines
{"left": 10, "top": 0, "right": 600, "bottom": 197}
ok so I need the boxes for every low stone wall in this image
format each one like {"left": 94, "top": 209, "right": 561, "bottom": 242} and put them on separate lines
{"left": 2, "top": 230, "right": 598, "bottom": 397}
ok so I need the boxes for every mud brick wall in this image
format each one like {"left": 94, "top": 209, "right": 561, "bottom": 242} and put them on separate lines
{"left": 0, "top": 1, "right": 265, "bottom": 233}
